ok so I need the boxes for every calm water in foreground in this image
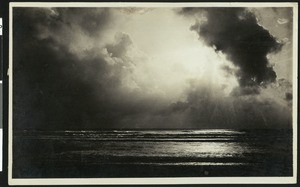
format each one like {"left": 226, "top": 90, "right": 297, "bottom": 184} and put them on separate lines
{"left": 13, "top": 129, "right": 293, "bottom": 178}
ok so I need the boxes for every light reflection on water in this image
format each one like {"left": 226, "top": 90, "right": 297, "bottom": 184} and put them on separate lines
{"left": 42, "top": 130, "right": 261, "bottom": 166}
{"left": 104, "top": 162, "right": 249, "bottom": 166}
{"left": 15, "top": 129, "right": 289, "bottom": 166}
{"left": 13, "top": 129, "right": 293, "bottom": 177}
{"left": 54, "top": 141, "right": 253, "bottom": 166}
{"left": 84, "top": 141, "right": 252, "bottom": 157}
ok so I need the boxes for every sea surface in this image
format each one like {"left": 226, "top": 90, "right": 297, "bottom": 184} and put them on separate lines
{"left": 13, "top": 129, "right": 293, "bottom": 178}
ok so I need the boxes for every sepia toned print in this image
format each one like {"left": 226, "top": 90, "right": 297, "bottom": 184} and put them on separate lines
{"left": 9, "top": 2, "right": 297, "bottom": 185}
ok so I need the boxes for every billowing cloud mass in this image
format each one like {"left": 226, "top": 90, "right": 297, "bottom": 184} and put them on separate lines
{"left": 13, "top": 7, "right": 293, "bottom": 130}
{"left": 180, "top": 8, "right": 282, "bottom": 89}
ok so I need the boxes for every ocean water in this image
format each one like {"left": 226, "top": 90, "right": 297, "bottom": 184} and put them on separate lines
{"left": 13, "top": 129, "right": 293, "bottom": 178}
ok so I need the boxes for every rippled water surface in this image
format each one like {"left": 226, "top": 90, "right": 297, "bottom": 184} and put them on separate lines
{"left": 13, "top": 129, "right": 293, "bottom": 178}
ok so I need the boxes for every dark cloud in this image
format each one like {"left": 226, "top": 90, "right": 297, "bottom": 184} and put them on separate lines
{"left": 13, "top": 8, "right": 152, "bottom": 130}
{"left": 180, "top": 8, "right": 282, "bottom": 88}
{"left": 13, "top": 36, "right": 114, "bottom": 130}
{"left": 13, "top": 8, "right": 292, "bottom": 130}
{"left": 106, "top": 32, "right": 133, "bottom": 59}
{"left": 285, "top": 92, "right": 292, "bottom": 101}
{"left": 52, "top": 8, "right": 112, "bottom": 37}
{"left": 230, "top": 86, "right": 260, "bottom": 96}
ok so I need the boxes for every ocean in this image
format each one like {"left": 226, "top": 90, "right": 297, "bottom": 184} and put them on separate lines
{"left": 13, "top": 129, "right": 293, "bottom": 178}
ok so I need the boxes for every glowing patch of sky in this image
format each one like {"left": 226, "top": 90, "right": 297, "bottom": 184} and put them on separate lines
{"left": 102, "top": 8, "right": 238, "bottom": 101}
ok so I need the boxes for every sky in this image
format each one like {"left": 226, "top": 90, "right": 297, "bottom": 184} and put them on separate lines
{"left": 13, "top": 7, "right": 294, "bottom": 130}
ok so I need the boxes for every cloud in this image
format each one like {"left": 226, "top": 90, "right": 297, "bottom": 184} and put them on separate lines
{"left": 13, "top": 8, "right": 172, "bottom": 130}
{"left": 52, "top": 8, "right": 112, "bottom": 37}
{"left": 120, "top": 8, "right": 154, "bottom": 15}
{"left": 13, "top": 7, "right": 293, "bottom": 130}
{"left": 230, "top": 86, "right": 260, "bottom": 96}
{"left": 13, "top": 8, "right": 135, "bottom": 130}
{"left": 142, "top": 79, "right": 292, "bottom": 129}
{"left": 180, "top": 8, "right": 283, "bottom": 88}
{"left": 277, "top": 18, "right": 289, "bottom": 24}
{"left": 106, "top": 32, "right": 133, "bottom": 58}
